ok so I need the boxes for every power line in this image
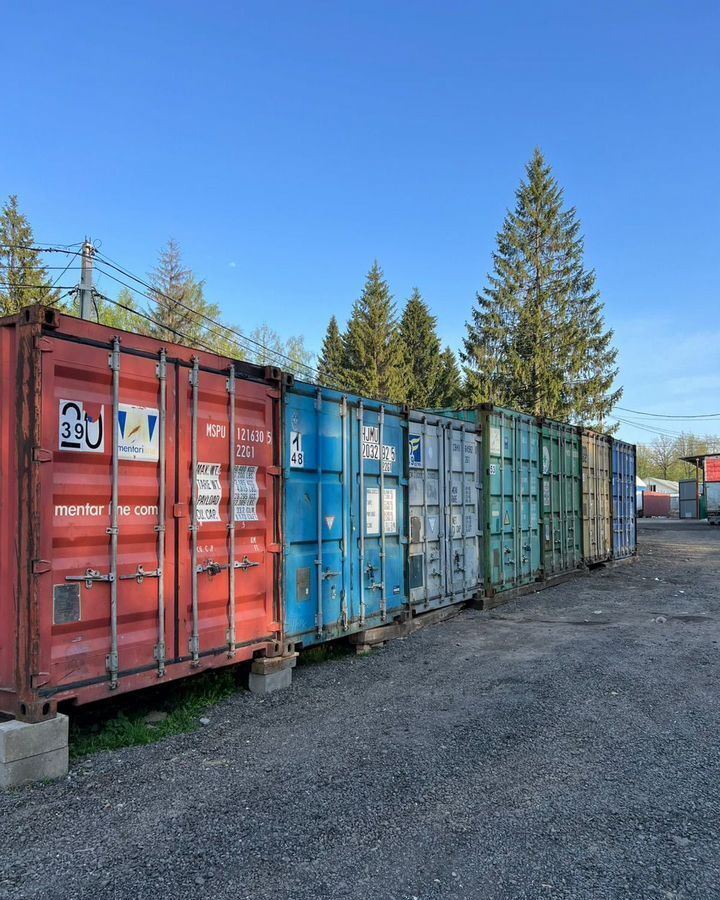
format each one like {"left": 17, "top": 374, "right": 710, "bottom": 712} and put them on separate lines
{"left": 615, "top": 405, "right": 720, "bottom": 420}
{"left": 0, "top": 280, "right": 77, "bottom": 291}
{"left": 93, "top": 265, "right": 267, "bottom": 363}
{"left": 92, "top": 289, "right": 224, "bottom": 357}
{"left": 92, "top": 250, "right": 324, "bottom": 382}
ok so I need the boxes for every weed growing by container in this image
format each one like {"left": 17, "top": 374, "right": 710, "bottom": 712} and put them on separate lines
{"left": 68, "top": 668, "right": 241, "bottom": 758}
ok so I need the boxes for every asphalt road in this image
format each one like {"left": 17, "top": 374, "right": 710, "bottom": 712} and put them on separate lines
{"left": 2, "top": 519, "right": 719, "bottom": 900}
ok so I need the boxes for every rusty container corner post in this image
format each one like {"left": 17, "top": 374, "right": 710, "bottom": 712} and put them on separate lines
{"left": 0, "top": 304, "right": 284, "bottom": 721}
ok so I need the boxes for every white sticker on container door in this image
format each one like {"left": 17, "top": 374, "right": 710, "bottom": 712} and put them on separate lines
{"left": 290, "top": 431, "right": 304, "bottom": 468}
{"left": 196, "top": 463, "right": 222, "bottom": 523}
{"left": 234, "top": 465, "right": 259, "bottom": 521}
{"left": 489, "top": 426, "right": 501, "bottom": 457}
{"left": 58, "top": 400, "right": 105, "bottom": 453}
{"left": 118, "top": 404, "right": 159, "bottom": 461}
{"left": 366, "top": 487, "right": 397, "bottom": 535}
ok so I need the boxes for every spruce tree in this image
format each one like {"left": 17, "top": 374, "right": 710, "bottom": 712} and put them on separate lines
{"left": 399, "top": 289, "right": 443, "bottom": 407}
{"left": 434, "top": 346, "right": 463, "bottom": 408}
{"left": 317, "top": 315, "right": 346, "bottom": 389}
{"left": 0, "top": 195, "right": 59, "bottom": 314}
{"left": 463, "top": 149, "right": 621, "bottom": 425}
{"left": 148, "top": 239, "right": 222, "bottom": 348}
{"left": 343, "top": 262, "right": 408, "bottom": 402}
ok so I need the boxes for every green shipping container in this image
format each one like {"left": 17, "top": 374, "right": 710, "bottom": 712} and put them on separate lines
{"left": 539, "top": 419, "right": 583, "bottom": 577}
{"left": 438, "top": 405, "right": 542, "bottom": 598}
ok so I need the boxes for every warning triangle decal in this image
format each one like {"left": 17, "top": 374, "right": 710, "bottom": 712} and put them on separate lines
{"left": 503, "top": 509, "right": 511, "bottom": 526}
{"left": 325, "top": 515, "right": 336, "bottom": 531}
{"left": 118, "top": 409, "right": 127, "bottom": 438}
{"left": 147, "top": 414, "right": 158, "bottom": 441}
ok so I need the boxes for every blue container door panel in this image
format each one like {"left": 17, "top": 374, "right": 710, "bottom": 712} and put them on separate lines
{"left": 284, "top": 389, "right": 348, "bottom": 643}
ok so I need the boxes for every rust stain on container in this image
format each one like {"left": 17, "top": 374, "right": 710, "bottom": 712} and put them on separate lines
{"left": 0, "top": 306, "right": 281, "bottom": 720}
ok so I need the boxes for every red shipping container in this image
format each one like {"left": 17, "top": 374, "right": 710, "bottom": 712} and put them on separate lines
{"left": 704, "top": 456, "right": 720, "bottom": 483}
{"left": 641, "top": 492, "right": 671, "bottom": 518}
{"left": 0, "top": 306, "right": 282, "bottom": 721}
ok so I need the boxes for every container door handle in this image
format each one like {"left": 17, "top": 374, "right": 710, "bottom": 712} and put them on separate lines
{"left": 237, "top": 555, "right": 260, "bottom": 572}
{"left": 66, "top": 569, "right": 114, "bottom": 589}
{"left": 119, "top": 565, "right": 161, "bottom": 584}
{"left": 321, "top": 568, "right": 341, "bottom": 580}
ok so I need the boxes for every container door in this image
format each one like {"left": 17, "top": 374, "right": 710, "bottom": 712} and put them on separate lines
{"left": 355, "top": 403, "right": 405, "bottom": 624}
{"left": 408, "top": 418, "right": 444, "bottom": 608}
{"left": 486, "top": 411, "right": 519, "bottom": 591}
{"left": 177, "top": 363, "right": 277, "bottom": 663}
{"left": 564, "top": 430, "right": 583, "bottom": 568}
{"left": 44, "top": 336, "right": 175, "bottom": 690}
{"left": 445, "top": 422, "right": 481, "bottom": 600}
{"left": 516, "top": 416, "right": 541, "bottom": 585}
{"left": 541, "top": 427, "right": 556, "bottom": 575}
{"left": 283, "top": 387, "right": 347, "bottom": 643}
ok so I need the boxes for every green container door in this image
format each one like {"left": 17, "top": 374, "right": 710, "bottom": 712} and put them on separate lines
{"left": 540, "top": 420, "right": 583, "bottom": 577}
{"left": 482, "top": 407, "right": 541, "bottom": 595}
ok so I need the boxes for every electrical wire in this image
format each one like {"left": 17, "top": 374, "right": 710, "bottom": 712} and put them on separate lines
{"left": 92, "top": 250, "right": 324, "bottom": 382}
{"left": 0, "top": 280, "right": 77, "bottom": 291}
{"left": 93, "top": 265, "right": 262, "bottom": 361}
{"left": 615, "top": 405, "right": 720, "bottom": 420}
{"left": 92, "top": 289, "right": 225, "bottom": 357}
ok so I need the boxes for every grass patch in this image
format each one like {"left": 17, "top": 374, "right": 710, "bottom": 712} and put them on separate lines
{"left": 297, "top": 642, "right": 354, "bottom": 666}
{"left": 68, "top": 668, "right": 242, "bottom": 759}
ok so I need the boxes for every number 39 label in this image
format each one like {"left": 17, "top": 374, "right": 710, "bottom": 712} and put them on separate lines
{"left": 59, "top": 399, "right": 105, "bottom": 453}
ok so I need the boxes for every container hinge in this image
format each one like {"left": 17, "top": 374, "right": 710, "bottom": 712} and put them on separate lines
{"left": 30, "top": 672, "right": 51, "bottom": 689}
{"left": 31, "top": 559, "right": 51, "bottom": 575}
{"left": 106, "top": 651, "right": 119, "bottom": 674}
{"left": 268, "top": 543, "right": 281, "bottom": 554}
{"left": 268, "top": 466, "right": 282, "bottom": 477}
{"left": 188, "top": 635, "right": 200, "bottom": 656}
{"left": 32, "top": 447, "right": 53, "bottom": 463}
{"left": 106, "top": 526, "right": 119, "bottom": 536}
{"left": 120, "top": 565, "right": 161, "bottom": 584}
{"left": 66, "top": 569, "right": 114, "bottom": 589}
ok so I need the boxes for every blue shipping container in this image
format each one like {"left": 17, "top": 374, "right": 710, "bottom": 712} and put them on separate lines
{"left": 282, "top": 380, "right": 407, "bottom": 648}
{"left": 611, "top": 438, "right": 637, "bottom": 559}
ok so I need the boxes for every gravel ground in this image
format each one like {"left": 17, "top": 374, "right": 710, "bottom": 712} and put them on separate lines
{"left": 2, "top": 519, "right": 719, "bottom": 900}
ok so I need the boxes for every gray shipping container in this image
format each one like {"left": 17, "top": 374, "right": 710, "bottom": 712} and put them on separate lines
{"left": 408, "top": 411, "right": 482, "bottom": 612}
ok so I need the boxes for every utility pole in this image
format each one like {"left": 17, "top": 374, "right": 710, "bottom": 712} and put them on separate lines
{"left": 78, "top": 240, "right": 95, "bottom": 319}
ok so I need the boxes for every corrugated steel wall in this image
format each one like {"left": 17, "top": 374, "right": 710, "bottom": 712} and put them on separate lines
{"left": 611, "top": 439, "right": 637, "bottom": 559}
{"left": 482, "top": 407, "right": 542, "bottom": 595}
{"left": 407, "top": 411, "right": 481, "bottom": 612}
{"left": 1, "top": 307, "right": 282, "bottom": 720}
{"left": 540, "top": 420, "right": 583, "bottom": 576}
{"left": 282, "top": 381, "right": 406, "bottom": 648}
{"left": 580, "top": 430, "right": 612, "bottom": 564}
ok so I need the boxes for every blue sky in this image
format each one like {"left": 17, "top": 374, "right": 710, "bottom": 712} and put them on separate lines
{"left": 2, "top": 1, "right": 719, "bottom": 443}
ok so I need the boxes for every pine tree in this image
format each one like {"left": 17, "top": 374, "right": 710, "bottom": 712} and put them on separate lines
{"left": 0, "top": 195, "right": 59, "bottom": 314}
{"left": 434, "top": 346, "right": 463, "bottom": 408}
{"left": 148, "top": 239, "right": 222, "bottom": 348}
{"left": 399, "top": 289, "right": 443, "bottom": 407}
{"left": 343, "top": 262, "right": 408, "bottom": 402}
{"left": 463, "top": 149, "right": 621, "bottom": 425}
{"left": 317, "top": 315, "right": 346, "bottom": 389}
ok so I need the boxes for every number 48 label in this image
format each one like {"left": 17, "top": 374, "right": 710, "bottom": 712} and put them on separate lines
{"left": 290, "top": 431, "right": 304, "bottom": 468}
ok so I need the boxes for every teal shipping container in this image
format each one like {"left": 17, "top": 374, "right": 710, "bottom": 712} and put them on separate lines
{"left": 407, "top": 411, "right": 482, "bottom": 613}
{"left": 436, "top": 405, "right": 541, "bottom": 599}
{"left": 539, "top": 419, "right": 583, "bottom": 577}
{"left": 282, "top": 380, "right": 407, "bottom": 648}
